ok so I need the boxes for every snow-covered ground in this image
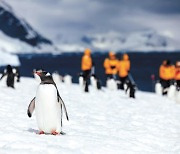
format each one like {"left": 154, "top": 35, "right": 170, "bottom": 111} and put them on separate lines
{"left": 0, "top": 77, "right": 180, "bottom": 153}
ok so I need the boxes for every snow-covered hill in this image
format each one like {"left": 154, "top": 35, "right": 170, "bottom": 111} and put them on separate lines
{"left": 0, "top": 77, "right": 180, "bottom": 153}
{"left": 0, "top": 1, "right": 52, "bottom": 47}
{"left": 0, "top": 0, "right": 179, "bottom": 54}
{"left": 82, "top": 31, "right": 179, "bottom": 52}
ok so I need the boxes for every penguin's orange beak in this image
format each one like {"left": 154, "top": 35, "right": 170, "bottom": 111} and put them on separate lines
{"left": 35, "top": 71, "right": 41, "bottom": 76}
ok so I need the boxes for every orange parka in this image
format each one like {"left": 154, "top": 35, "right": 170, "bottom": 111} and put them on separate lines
{"left": 159, "top": 65, "right": 175, "bottom": 80}
{"left": 81, "top": 48, "right": 92, "bottom": 71}
{"left": 118, "top": 54, "right": 130, "bottom": 78}
{"left": 103, "top": 52, "right": 118, "bottom": 75}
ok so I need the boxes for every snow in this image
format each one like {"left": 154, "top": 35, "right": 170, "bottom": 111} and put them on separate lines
{"left": 0, "top": 51, "right": 20, "bottom": 67}
{"left": 0, "top": 77, "right": 180, "bottom": 153}
{"left": 0, "top": 31, "right": 33, "bottom": 54}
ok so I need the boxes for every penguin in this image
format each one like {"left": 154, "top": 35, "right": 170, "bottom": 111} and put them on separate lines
{"left": 52, "top": 71, "right": 63, "bottom": 85}
{"left": 155, "top": 82, "right": 162, "bottom": 95}
{"left": 78, "top": 72, "right": 84, "bottom": 87}
{"left": 13, "top": 67, "right": 20, "bottom": 82}
{"left": 33, "top": 69, "right": 42, "bottom": 83}
{"left": 167, "top": 84, "right": 176, "bottom": 99}
{"left": 64, "top": 74, "right": 72, "bottom": 85}
{"left": 90, "top": 75, "right": 102, "bottom": 90}
{"left": 106, "top": 78, "right": 118, "bottom": 90}
{"left": 125, "top": 80, "right": 136, "bottom": 98}
{"left": 27, "top": 70, "right": 69, "bottom": 135}
{"left": 0, "top": 65, "right": 18, "bottom": 88}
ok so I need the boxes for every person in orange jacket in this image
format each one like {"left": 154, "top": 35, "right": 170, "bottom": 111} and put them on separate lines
{"left": 175, "top": 61, "right": 180, "bottom": 89}
{"left": 81, "top": 48, "right": 92, "bottom": 92}
{"left": 103, "top": 51, "right": 118, "bottom": 79}
{"left": 117, "top": 53, "right": 130, "bottom": 89}
{"left": 159, "top": 60, "right": 175, "bottom": 94}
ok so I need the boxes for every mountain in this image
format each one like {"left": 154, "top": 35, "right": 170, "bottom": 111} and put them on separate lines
{"left": 0, "top": 1, "right": 52, "bottom": 50}
{"left": 81, "top": 31, "right": 179, "bottom": 52}
{"left": 0, "top": 0, "right": 179, "bottom": 54}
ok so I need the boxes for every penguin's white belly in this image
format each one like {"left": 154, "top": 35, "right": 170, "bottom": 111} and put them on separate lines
{"left": 35, "top": 84, "right": 61, "bottom": 133}
{"left": 155, "top": 83, "right": 162, "bottom": 95}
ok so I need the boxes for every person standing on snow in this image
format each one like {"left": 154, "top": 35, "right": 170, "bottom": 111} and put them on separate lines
{"left": 81, "top": 48, "right": 93, "bottom": 92}
{"left": 174, "top": 61, "right": 180, "bottom": 90}
{"left": 117, "top": 53, "right": 130, "bottom": 90}
{"left": 159, "top": 60, "right": 175, "bottom": 95}
{"left": 103, "top": 51, "right": 118, "bottom": 80}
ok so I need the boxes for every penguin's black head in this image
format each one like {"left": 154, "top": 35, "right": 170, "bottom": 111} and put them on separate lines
{"left": 35, "top": 70, "right": 52, "bottom": 82}
{"left": 7, "top": 65, "right": 13, "bottom": 73}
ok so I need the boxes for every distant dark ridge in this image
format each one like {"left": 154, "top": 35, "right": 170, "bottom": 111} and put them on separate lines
{"left": 0, "top": 3, "right": 52, "bottom": 47}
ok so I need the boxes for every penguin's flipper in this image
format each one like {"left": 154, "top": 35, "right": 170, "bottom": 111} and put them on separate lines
{"left": 54, "top": 83, "right": 69, "bottom": 121}
{"left": 27, "top": 97, "right": 35, "bottom": 118}
{"left": 58, "top": 96, "right": 69, "bottom": 121}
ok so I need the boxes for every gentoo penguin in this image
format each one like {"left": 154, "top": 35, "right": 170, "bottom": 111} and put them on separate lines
{"left": 78, "top": 73, "right": 84, "bottom": 87}
{"left": 0, "top": 65, "right": 18, "bottom": 88}
{"left": 52, "top": 71, "right": 63, "bottom": 85}
{"left": 33, "top": 69, "right": 42, "bottom": 83}
{"left": 27, "top": 70, "right": 69, "bottom": 135}
{"left": 64, "top": 75, "right": 72, "bottom": 85}
{"left": 125, "top": 80, "right": 136, "bottom": 98}
{"left": 13, "top": 67, "right": 20, "bottom": 82}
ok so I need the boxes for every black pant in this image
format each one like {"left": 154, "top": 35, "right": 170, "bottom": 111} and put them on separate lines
{"left": 83, "top": 70, "right": 91, "bottom": 81}
{"left": 160, "top": 79, "right": 171, "bottom": 89}
{"left": 176, "top": 80, "right": 180, "bottom": 90}
{"left": 83, "top": 70, "right": 91, "bottom": 92}
{"left": 160, "top": 79, "right": 171, "bottom": 95}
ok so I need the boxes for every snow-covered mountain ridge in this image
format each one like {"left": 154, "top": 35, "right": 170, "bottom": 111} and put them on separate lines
{"left": 82, "top": 31, "right": 179, "bottom": 52}
{"left": 0, "top": 0, "right": 179, "bottom": 54}
{"left": 0, "top": 1, "right": 52, "bottom": 47}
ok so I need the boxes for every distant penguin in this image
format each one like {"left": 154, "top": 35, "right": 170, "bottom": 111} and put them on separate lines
{"left": 155, "top": 82, "right": 162, "bottom": 95}
{"left": 90, "top": 75, "right": 97, "bottom": 89}
{"left": 175, "top": 90, "right": 180, "bottom": 103}
{"left": 13, "top": 67, "right": 20, "bottom": 82}
{"left": 64, "top": 75, "right": 72, "bottom": 85}
{"left": 78, "top": 73, "right": 84, "bottom": 87}
{"left": 0, "top": 65, "right": 17, "bottom": 88}
{"left": 167, "top": 85, "right": 176, "bottom": 99}
{"left": 106, "top": 78, "right": 118, "bottom": 90}
{"left": 125, "top": 80, "right": 136, "bottom": 98}
{"left": 27, "top": 70, "right": 69, "bottom": 135}
{"left": 90, "top": 75, "right": 102, "bottom": 90}
{"left": 52, "top": 71, "right": 62, "bottom": 85}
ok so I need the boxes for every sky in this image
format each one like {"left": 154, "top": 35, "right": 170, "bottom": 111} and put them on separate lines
{"left": 5, "top": 0, "right": 180, "bottom": 43}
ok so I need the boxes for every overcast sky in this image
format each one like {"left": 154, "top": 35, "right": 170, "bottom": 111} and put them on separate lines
{"left": 7, "top": 0, "right": 180, "bottom": 42}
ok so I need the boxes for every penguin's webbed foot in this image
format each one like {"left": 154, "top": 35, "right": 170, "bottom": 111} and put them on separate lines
{"left": 51, "top": 131, "right": 59, "bottom": 135}
{"left": 38, "top": 131, "right": 45, "bottom": 135}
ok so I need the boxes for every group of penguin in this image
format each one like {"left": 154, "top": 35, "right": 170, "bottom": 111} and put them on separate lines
{"left": 79, "top": 72, "right": 136, "bottom": 98}
{"left": 155, "top": 82, "right": 180, "bottom": 103}
{"left": 0, "top": 66, "right": 69, "bottom": 135}
{"left": 0, "top": 65, "right": 135, "bottom": 135}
